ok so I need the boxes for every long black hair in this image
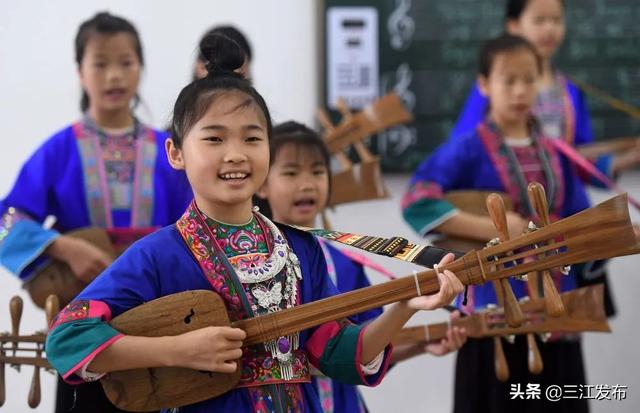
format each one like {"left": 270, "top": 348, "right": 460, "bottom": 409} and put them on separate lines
{"left": 170, "top": 33, "right": 272, "bottom": 149}
{"left": 75, "top": 12, "right": 144, "bottom": 112}
{"left": 506, "top": 0, "right": 564, "bottom": 20}
{"left": 478, "top": 33, "right": 542, "bottom": 77}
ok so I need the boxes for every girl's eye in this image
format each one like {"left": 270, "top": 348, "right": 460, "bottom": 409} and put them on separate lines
{"left": 313, "top": 168, "right": 327, "bottom": 176}
{"left": 246, "top": 136, "right": 263, "bottom": 142}
{"left": 122, "top": 60, "right": 134, "bottom": 67}
{"left": 281, "top": 170, "right": 297, "bottom": 177}
{"left": 204, "top": 136, "right": 222, "bottom": 143}
{"left": 93, "top": 62, "right": 106, "bottom": 69}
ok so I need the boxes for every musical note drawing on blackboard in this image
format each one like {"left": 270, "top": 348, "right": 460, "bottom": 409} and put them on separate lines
{"left": 388, "top": 0, "right": 414, "bottom": 51}
{"left": 378, "top": 63, "right": 417, "bottom": 157}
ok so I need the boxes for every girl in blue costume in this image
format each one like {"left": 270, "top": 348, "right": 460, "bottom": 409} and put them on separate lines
{"left": 451, "top": 0, "right": 633, "bottom": 318}
{"left": 46, "top": 33, "right": 465, "bottom": 413}
{"left": 0, "top": 12, "right": 191, "bottom": 413}
{"left": 451, "top": 0, "right": 640, "bottom": 180}
{"left": 403, "top": 34, "right": 591, "bottom": 412}
{"left": 255, "top": 121, "right": 468, "bottom": 413}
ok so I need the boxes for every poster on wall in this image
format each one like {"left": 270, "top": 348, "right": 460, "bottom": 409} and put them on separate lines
{"left": 326, "top": 7, "right": 379, "bottom": 109}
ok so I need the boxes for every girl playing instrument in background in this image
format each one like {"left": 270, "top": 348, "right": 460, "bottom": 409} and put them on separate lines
{"left": 0, "top": 12, "right": 191, "bottom": 412}
{"left": 46, "top": 33, "right": 464, "bottom": 413}
{"left": 451, "top": 0, "right": 640, "bottom": 179}
{"left": 450, "top": 0, "right": 635, "bottom": 319}
{"left": 403, "top": 34, "right": 592, "bottom": 413}
{"left": 255, "top": 121, "right": 467, "bottom": 413}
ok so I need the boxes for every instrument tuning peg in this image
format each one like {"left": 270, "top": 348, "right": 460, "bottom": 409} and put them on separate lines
{"left": 527, "top": 182, "right": 565, "bottom": 317}
{"left": 527, "top": 334, "right": 544, "bottom": 375}
{"left": 486, "top": 194, "right": 525, "bottom": 327}
{"left": 45, "top": 295, "right": 60, "bottom": 328}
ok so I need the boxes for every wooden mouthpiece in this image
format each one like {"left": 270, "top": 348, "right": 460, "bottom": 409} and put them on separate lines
{"left": 487, "top": 193, "right": 544, "bottom": 373}
{"left": 486, "top": 194, "right": 524, "bottom": 327}
{"left": 493, "top": 336, "right": 510, "bottom": 382}
{"left": 10, "top": 296, "right": 23, "bottom": 353}
{"left": 45, "top": 295, "right": 60, "bottom": 327}
{"left": 527, "top": 182, "right": 565, "bottom": 317}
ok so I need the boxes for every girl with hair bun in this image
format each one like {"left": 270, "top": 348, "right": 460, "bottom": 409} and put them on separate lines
{"left": 46, "top": 33, "right": 465, "bottom": 412}
{"left": 0, "top": 11, "right": 191, "bottom": 412}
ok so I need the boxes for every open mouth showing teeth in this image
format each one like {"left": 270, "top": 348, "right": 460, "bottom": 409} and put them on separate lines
{"left": 220, "top": 172, "right": 249, "bottom": 180}
{"left": 294, "top": 199, "right": 316, "bottom": 207}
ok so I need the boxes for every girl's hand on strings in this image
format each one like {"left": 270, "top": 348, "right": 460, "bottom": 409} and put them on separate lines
{"left": 425, "top": 311, "right": 467, "bottom": 356}
{"left": 174, "top": 326, "right": 246, "bottom": 373}
{"left": 407, "top": 253, "right": 464, "bottom": 311}
{"left": 46, "top": 235, "right": 113, "bottom": 283}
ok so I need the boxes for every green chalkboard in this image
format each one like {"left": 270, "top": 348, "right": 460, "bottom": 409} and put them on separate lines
{"left": 323, "top": 0, "right": 640, "bottom": 172}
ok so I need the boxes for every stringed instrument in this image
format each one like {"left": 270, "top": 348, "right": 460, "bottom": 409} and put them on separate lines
{"left": 578, "top": 136, "right": 640, "bottom": 159}
{"left": 98, "top": 190, "right": 637, "bottom": 411}
{"left": 0, "top": 295, "right": 58, "bottom": 408}
{"left": 393, "top": 284, "right": 609, "bottom": 381}
{"left": 23, "top": 227, "right": 155, "bottom": 308}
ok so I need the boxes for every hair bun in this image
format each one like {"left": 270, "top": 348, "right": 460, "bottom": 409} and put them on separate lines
{"left": 199, "top": 33, "right": 246, "bottom": 78}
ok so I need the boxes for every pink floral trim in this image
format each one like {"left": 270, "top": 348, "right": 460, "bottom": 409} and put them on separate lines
{"left": 131, "top": 129, "right": 157, "bottom": 227}
{"left": 175, "top": 205, "right": 245, "bottom": 317}
{"left": 540, "top": 139, "right": 565, "bottom": 217}
{"left": 401, "top": 181, "right": 445, "bottom": 210}
{"left": 49, "top": 299, "right": 113, "bottom": 331}
{"left": 62, "top": 334, "right": 124, "bottom": 383}
{"left": 477, "top": 123, "right": 519, "bottom": 209}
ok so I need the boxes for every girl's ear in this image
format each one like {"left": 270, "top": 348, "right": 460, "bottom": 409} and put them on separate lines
{"left": 506, "top": 18, "right": 521, "bottom": 35}
{"left": 255, "top": 181, "right": 269, "bottom": 199}
{"left": 477, "top": 74, "right": 490, "bottom": 97}
{"left": 165, "top": 137, "right": 185, "bottom": 170}
{"left": 78, "top": 65, "right": 87, "bottom": 91}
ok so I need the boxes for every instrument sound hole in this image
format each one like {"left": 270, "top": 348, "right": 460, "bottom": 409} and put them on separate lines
{"left": 184, "top": 308, "right": 195, "bottom": 324}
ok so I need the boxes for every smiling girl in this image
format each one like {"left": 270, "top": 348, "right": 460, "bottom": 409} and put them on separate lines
{"left": 45, "top": 33, "right": 464, "bottom": 413}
